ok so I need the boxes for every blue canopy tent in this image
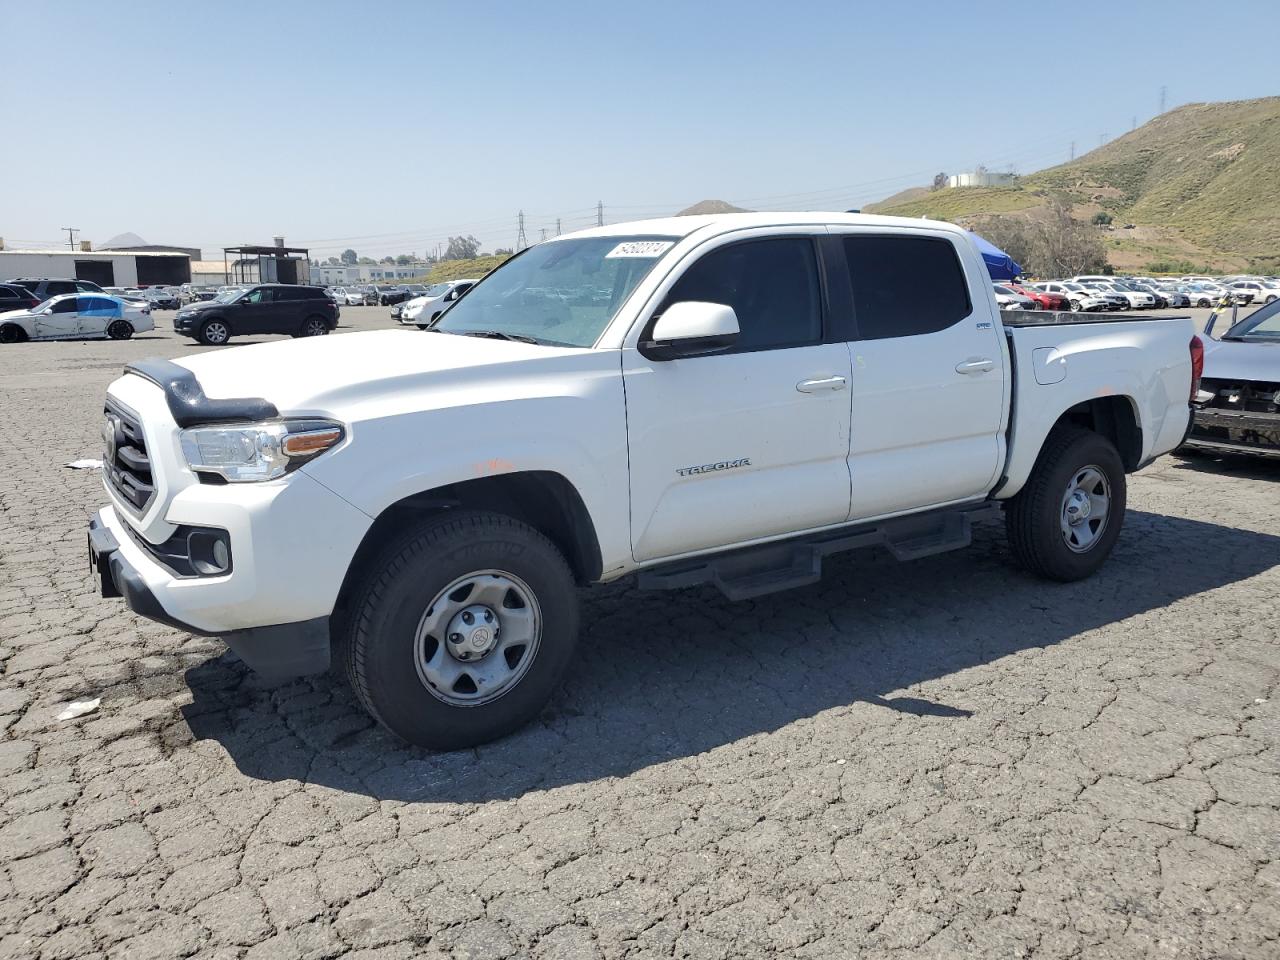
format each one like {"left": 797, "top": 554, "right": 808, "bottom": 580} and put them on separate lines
{"left": 968, "top": 231, "right": 1022, "bottom": 280}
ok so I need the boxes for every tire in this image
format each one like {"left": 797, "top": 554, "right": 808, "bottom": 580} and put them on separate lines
{"left": 107, "top": 319, "right": 134, "bottom": 340}
{"left": 0, "top": 324, "right": 27, "bottom": 344}
{"left": 298, "top": 316, "right": 329, "bottom": 337}
{"left": 1005, "top": 426, "right": 1126, "bottom": 582}
{"left": 199, "top": 318, "right": 231, "bottom": 345}
{"left": 430, "top": 312, "right": 441, "bottom": 322}
{"left": 1069, "top": 299, "right": 1081, "bottom": 312}
{"left": 345, "top": 510, "right": 580, "bottom": 750}
{"left": 1266, "top": 295, "right": 1277, "bottom": 304}
{"left": 1197, "top": 298, "right": 1211, "bottom": 308}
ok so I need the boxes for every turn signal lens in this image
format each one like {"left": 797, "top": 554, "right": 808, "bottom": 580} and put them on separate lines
{"left": 282, "top": 428, "right": 343, "bottom": 457}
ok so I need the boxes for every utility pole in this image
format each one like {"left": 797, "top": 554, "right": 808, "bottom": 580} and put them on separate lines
{"left": 556, "top": 218, "right": 561, "bottom": 236}
{"left": 596, "top": 201, "right": 603, "bottom": 227}
{"left": 61, "top": 226, "right": 79, "bottom": 250}
{"left": 1098, "top": 133, "right": 1106, "bottom": 148}
{"left": 1069, "top": 141, "right": 1075, "bottom": 161}
{"left": 516, "top": 210, "right": 528, "bottom": 251}
{"left": 539, "top": 227, "right": 548, "bottom": 243}
{"left": 1159, "top": 85, "right": 1167, "bottom": 114}
{"left": 1131, "top": 115, "right": 1136, "bottom": 131}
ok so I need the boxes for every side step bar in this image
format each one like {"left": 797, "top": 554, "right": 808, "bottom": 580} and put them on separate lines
{"left": 637, "top": 502, "right": 1003, "bottom": 601}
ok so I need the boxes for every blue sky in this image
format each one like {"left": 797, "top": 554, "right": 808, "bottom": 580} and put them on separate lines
{"left": 5, "top": 0, "right": 1277, "bottom": 259}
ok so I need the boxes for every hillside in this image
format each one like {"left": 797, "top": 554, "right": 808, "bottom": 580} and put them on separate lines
{"left": 395, "top": 254, "right": 511, "bottom": 284}
{"left": 678, "top": 199, "right": 750, "bottom": 215}
{"left": 865, "top": 97, "right": 1280, "bottom": 272}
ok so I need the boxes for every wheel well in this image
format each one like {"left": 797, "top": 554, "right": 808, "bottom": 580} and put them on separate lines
{"left": 1053, "top": 396, "right": 1142, "bottom": 470}
{"left": 334, "top": 470, "right": 602, "bottom": 624}
{"left": 0, "top": 323, "right": 29, "bottom": 343}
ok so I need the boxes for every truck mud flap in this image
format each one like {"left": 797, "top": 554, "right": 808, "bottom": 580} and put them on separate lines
{"left": 638, "top": 503, "right": 1003, "bottom": 602}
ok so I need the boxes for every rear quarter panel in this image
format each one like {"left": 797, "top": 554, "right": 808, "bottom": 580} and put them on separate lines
{"left": 997, "top": 317, "right": 1194, "bottom": 498}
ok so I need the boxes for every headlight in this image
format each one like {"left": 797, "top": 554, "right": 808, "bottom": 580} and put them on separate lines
{"left": 180, "top": 419, "right": 344, "bottom": 482}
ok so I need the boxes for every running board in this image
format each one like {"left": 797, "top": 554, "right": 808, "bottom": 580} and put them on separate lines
{"left": 637, "top": 503, "right": 1003, "bottom": 601}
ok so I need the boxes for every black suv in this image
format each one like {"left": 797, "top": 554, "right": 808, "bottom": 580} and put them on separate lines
{"left": 12, "top": 278, "right": 103, "bottom": 301}
{"left": 172, "top": 284, "right": 338, "bottom": 345}
{"left": 0, "top": 283, "right": 41, "bottom": 312}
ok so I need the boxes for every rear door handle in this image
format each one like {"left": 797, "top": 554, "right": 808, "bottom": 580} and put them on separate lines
{"left": 955, "top": 358, "right": 995, "bottom": 375}
{"left": 796, "top": 375, "right": 848, "bottom": 393}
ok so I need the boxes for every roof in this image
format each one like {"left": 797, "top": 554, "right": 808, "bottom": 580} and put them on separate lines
{"left": 0, "top": 248, "right": 188, "bottom": 257}
{"left": 223, "top": 245, "right": 310, "bottom": 256}
{"left": 562, "top": 211, "right": 971, "bottom": 241}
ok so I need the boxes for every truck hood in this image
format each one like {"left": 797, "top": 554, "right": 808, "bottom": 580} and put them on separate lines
{"left": 169, "top": 329, "right": 593, "bottom": 413}
{"left": 1202, "top": 338, "right": 1280, "bottom": 383}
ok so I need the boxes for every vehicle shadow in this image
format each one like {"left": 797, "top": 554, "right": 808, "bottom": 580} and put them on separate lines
{"left": 181, "top": 509, "right": 1280, "bottom": 802}
{"left": 1170, "top": 449, "right": 1280, "bottom": 481}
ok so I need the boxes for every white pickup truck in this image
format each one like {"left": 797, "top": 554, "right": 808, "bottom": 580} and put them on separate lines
{"left": 88, "top": 213, "right": 1201, "bottom": 749}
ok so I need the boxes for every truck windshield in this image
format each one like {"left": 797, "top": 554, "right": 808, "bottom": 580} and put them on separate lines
{"left": 433, "top": 235, "right": 678, "bottom": 347}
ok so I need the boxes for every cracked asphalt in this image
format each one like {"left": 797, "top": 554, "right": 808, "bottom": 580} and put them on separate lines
{"left": 1, "top": 307, "right": 1278, "bottom": 959}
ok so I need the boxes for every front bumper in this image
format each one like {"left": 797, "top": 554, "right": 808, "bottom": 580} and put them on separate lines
{"left": 89, "top": 516, "right": 332, "bottom": 676}
{"left": 1185, "top": 407, "right": 1280, "bottom": 457}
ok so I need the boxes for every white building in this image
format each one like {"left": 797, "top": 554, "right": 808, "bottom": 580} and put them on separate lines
{"left": 0, "top": 248, "right": 191, "bottom": 288}
{"left": 311, "top": 262, "right": 434, "bottom": 285}
{"left": 946, "top": 170, "right": 1016, "bottom": 188}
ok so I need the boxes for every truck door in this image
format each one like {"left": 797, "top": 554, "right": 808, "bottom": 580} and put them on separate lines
{"left": 829, "top": 230, "right": 1007, "bottom": 520}
{"left": 623, "top": 233, "right": 853, "bottom": 563}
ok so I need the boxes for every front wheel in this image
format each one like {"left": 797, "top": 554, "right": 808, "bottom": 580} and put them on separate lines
{"left": 1005, "top": 427, "right": 1126, "bottom": 582}
{"left": 199, "top": 319, "right": 231, "bottom": 345}
{"left": 345, "top": 511, "right": 580, "bottom": 749}
{"left": 1069, "top": 299, "right": 1082, "bottom": 312}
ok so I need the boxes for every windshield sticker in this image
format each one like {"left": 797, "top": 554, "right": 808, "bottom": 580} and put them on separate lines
{"left": 605, "top": 240, "right": 674, "bottom": 259}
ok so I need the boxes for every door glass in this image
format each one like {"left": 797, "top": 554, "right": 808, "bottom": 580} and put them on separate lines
{"left": 50, "top": 297, "right": 79, "bottom": 314}
{"left": 661, "top": 237, "right": 821, "bottom": 351}
{"left": 843, "top": 236, "right": 971, "bottom": 339}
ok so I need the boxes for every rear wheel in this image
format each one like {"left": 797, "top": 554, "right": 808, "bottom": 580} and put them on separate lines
{"left": 0, "top": 324, "right": 27, "bottom": 344}
{"left": 199, "top": 319, "right": 231, "bottom": 345}
{"left": 1005, "top": 427, "right": 1126, "bottom": 582}
{"left": 345, "top": 510, "right": 580, "bottom": 749}
{"left": 107, "top": 319, "right": 134, "bottom": 340}
{"left": 298, "top": 316, "right": 329, "bottom": 337}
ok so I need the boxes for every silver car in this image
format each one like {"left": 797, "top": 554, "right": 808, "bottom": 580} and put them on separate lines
{"left": 1185, "top": 300, "right": 1280, "bottom": 457}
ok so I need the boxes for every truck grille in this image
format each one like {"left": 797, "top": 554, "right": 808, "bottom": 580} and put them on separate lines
{"left": 103, "top": 402, "right": 156, "bottom": 515}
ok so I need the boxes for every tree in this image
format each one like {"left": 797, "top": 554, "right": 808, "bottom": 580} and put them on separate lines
{"left": 931, "top": 172, "right": 948, "bottom": 191}
{"left": 1091, "top": 211, "right": 1113, "bottom": 226}
{"left": 444, "top": 235, "right": 481, "bottom": 260}
{"left": 974, "top": 202, "right": 1106, "bottom": 278}
{"left": 493, "top": 248, "right": 513, "bottom": 256}
{"left": 357, "top": 257, "right": 376, "bottom": 265}
{"left": 340, "top": 248, "right": 358, "bottom": 265}
{"left": 326, "top": 256, "right": 341, "bottom": 266}
{"left": 380, "top": 256, "right": 395, "bottom": 264}
{"left": 395, "top": 254, "right": 413, "bottom": 265}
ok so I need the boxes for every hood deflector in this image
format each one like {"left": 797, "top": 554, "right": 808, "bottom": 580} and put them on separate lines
{"left": 124, "top": 358, "right": 280, "bottom": 427}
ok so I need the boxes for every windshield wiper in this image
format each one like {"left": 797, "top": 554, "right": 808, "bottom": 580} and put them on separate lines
{"left": 459, "top": 329, "right": 544, "bottom": 345}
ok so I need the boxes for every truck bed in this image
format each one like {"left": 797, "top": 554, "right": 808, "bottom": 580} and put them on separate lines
{"left": 998, "top": 309, "right": 1187, "bottom": 330}
{"left": 1001, "top": 310, "right": 1189, "bottom": 327}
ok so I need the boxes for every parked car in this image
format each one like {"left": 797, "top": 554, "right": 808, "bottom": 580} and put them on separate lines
{"left": 1187, "top": 283, "right": 1236, "bottom": 308}
{"left": 1076, "top": 282, "right": 1129, "bottom": 311}
{"left": 0, "top": 283, "right": 41, "bottom": 312}
{"left": 1086, "top": 281, "right": 1155, "bottom": 310}
{"left": 1008, "top": 282, "right": 1066, "bottom": 311}
{"left": 193, "top": 289, "right": 218, "bottom": 302}
{"left": 1184, "top": 298, "right": 1280, "bottom": 456}
{"left": 0, "top": 293, "right": 153, "bottom": 343}
{"left": 1037, "top": 282, "right": 1111, "bottom": 312}
{"left": 140, "top": 287, "right": 181, "bottom": 310}
{"left": 353, "top": 285, "right": 378, "bottom": 306}
{"left": 11, "top": 277, "right": 104, "bottom": 302}
{"left": 86, "top": 213, "right": 1199, "bottom": 749}
{"left": 377, "top": 285, "right": 410, "bottom": 306}
{"left": 398, "top": 279, "right": 480, "bottom": 327}
{"left": 1229, "top": 280, "right": 1280, "bottom": 304}
{"left": 992, "top": 284, "right": 1036, "bottom": 310}
{"left": 330, "top": 286, "right": 363, "bottom": 306}
{"left": 171, "top": 284, "right": 338, "bottom": 345}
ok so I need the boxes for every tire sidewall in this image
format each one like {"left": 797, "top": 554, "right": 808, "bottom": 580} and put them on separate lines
{"left": 200, "top": 318, "right": 230, "bottom": 345}
{"left": 108, "top": 320, "right": 134, "bottom": 340}
{"left": 353, "top": 519, "right": 579, "bottom": 749}
{"left": 1028, "top": 432, "right": 1127, "bottom": 579}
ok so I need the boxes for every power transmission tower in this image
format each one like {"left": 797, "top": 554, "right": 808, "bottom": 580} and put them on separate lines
{"left": 539, "top": 227, "right": 548, "bottom": 243}
{"left": 1131, "top": 115, "right": 1136, "bottom": 131}
{"left": 596, "top": 201, "right": 603, "bottom": 227}
{"left": 556, "top": 218, "right": 561, "bottom": 236}
{"left": 61, "top": 226, "right": 79, "bottom": 250}
{"left": 516, "top": 210, "right": 528, "bottom": 251}
{"left": 1069, "top": 141, "right": 1075, "bottom": 161}
{"left": 1159, "top": 85, "right": 1167, "bottom": 114}
{"left": 1098, "top": 133, "right": 1106, "bottom": 148}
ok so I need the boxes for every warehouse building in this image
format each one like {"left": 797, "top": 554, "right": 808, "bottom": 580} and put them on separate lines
{"left": 0, "top": 248, "right": 191, "bottom": 287}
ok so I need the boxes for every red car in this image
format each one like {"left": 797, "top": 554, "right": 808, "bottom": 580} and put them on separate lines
{"left": 1010, "top": 282, "right": 1067, "bottom": 311}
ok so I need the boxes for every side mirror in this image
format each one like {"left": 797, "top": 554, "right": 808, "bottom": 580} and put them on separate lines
{"left": 639, "top": 301, "right": 739, "bottom": 361}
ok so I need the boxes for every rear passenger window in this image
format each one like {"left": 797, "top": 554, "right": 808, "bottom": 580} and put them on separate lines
{"left": 843, "top": 235, "right": 971, "bottom": 340}
{"left": 662, "top": 237, "right": 821, "bottom": 351}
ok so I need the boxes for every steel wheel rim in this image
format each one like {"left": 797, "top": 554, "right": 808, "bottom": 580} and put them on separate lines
{"left": 414, "top": 569, "right": 542, "bottom": 707}
{"left": 1060, "top": 465, "right": 1111, "bottom": 553}
{"left": 204, "top": 321, "right": 228, "bottom": 343}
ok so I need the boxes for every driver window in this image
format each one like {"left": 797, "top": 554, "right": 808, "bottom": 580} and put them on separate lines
{"left": 50, "top": 298, "right": 79, "bottom": 314}
{"left": 244, "top": 288, "right": 270, "bottom": 304}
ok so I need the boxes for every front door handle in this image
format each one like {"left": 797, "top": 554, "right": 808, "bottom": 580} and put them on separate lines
{"left": 955, "top": 358, "right": 995, "bottom": 375}
{"left": 796, "top": 375, "right": 848, "bottom": 393}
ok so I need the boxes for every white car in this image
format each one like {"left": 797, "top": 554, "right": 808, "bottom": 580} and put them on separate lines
{"left": 330, "top": 287, "right": 364, "bottom": 306}
{"left": 1229, "top": 280, "right": 1279, "bottom": 304}
{"left": 0, "top": 293, "right": 153, "bottom": 343}
{"left": 992, "top": 284, "right": 1035, "bottom": 310}
{"left": 1036, "top": 282, "right": 1111, "bottom": 312}
{"left": 398, "top": 279, "right": 480, "bottom": 327}
{"left": 87, "top": 211, "right": 1198, "bottom": 750}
